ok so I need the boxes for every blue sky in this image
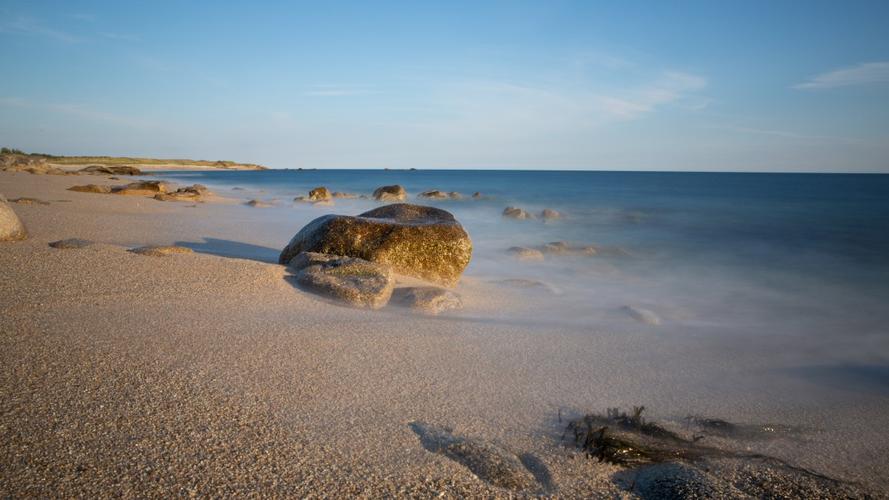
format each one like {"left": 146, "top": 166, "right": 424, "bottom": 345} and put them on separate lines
{"left": 1, "top": 1, "right": 888, "bottom": 171}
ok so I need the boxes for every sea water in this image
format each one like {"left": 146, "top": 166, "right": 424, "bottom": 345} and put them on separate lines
{"left": 159, "top": 169, "right": 889, "bottom": 390}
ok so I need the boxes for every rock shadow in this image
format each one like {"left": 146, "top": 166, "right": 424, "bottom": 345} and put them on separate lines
{"left": 174, "top": 237, "right": 280, "bottom": 263}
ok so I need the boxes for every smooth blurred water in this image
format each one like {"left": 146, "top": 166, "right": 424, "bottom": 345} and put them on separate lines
{"left": 160, "top": 169, "right": 889, "bottom": 359}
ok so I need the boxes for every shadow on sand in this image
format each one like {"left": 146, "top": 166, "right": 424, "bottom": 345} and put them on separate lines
{"left": 175, "top": 237, "right": 281, "bottom": 264}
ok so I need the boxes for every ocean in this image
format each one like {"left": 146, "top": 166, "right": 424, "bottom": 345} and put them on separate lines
{"left": 159, "top": 169, "right": 889, "bottom": 375}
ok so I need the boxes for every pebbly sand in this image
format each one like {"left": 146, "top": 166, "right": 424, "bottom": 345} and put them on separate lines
{"left": 2, "top": 170, "right": 888, "bottom": 497}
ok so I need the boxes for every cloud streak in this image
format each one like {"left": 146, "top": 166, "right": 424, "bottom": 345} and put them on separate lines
{"left": 0, "top": 16, "right": 81, "bottom": 43}
{"left": 795, "top": 62, "right": 889, "bottom": 90}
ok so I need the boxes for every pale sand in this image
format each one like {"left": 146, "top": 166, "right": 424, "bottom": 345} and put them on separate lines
{"left": 2, "top": 171, "right": 888, "bottom": 497}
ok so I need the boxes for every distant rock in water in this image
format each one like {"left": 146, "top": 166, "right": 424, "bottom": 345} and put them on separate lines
{"left": 372, "top": 184, "right": 406, "bottom": 201}
{"left": 68, "top": 184, "right": 112, "bottom": 194}
{"left": 154, "top": 184, "right": 209, "bottom": 202}
{"left": 417, "top": 190, "right": 462, "bottom": 200}
{"left": 279, "top": 203, "right": 472, "bottom": 287}
{"left": 331, "top": 191, "right": 358, "bottom": 199}
{"left": 491, "top": 279, "right": 560, "bottom": 295}
{"left": 391, "top": 286, "right": 463, "bottom": 315}
{"left": 245, "top": 199, "right": 273, "bottom": 208}
{"left": 49, "top": 238, "right": 94, "bottom": 249}
{"left": 129, "top": 245, "right": 194, "bottom": 257}
{"left": 231, "top": 187, "right": 245, "bottom": 191}
{"left": 0, "top": 196, "right": 28, "bottom": 241}
{"left": 621, "top": 305, "right": 661, "bottom": 325}
{"left": 503, "top": 206, "right": 533, "bottom": 219}
{"left": 507, "top": 246, "right": 545, "bottom": 261}
{"left": 289, "top": 252, "right": 394, "bottom": 309}
{"left": 540, "top": 208, "right": 562, "bottom": 220}
{"left": 540, "top": 241, "right": 599, "bottom": 256}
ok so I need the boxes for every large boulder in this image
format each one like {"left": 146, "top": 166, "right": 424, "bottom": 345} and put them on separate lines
{"left": 290, "top": 252, "right": 394, "bottom": 309}
{"left": 279, "top": 204, "right": 472, "bottom": 286}
{"left": 0, "top": 196, "right": 28, "bottom": 241}
{"left": 372, "top": 184, "right": 406, "bottom": 201}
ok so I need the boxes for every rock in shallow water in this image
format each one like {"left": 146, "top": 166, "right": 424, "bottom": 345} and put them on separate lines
{"left": 279, "top": 204, "right": 472, "bottom": 287}
{"left": 112, "top": 181, "right": 174, "bottom": 196}
{"left": 621, "top": 305, "right": 661, "bottom": 325}
{"left": 290, "top": 252, "right": 394, "bottom": 309}
{"left": 507, "top": 246, "right": 545, "bottom": 261}
{"left": 372, "top": 184, "right": 406, "bottom": 201}
{"left": 502, "top": 206, "right": 533, "bottom": 219}
{"left": 391, "top": 286, "right": 462, "bottom": 314}
{"left": 0, "top": 197, "right": 28, "bottom": 241}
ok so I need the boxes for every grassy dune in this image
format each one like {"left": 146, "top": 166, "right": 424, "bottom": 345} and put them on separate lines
{"left": 1, "top": 148, "right": 266, "bottom": 170}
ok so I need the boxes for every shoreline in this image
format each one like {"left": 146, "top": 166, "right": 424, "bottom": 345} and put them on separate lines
{"left": 1, "top": 170, "right": 887, "bottom": 496}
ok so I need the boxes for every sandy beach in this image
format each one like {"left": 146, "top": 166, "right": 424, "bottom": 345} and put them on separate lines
{"left": 2, "top": 170, "right": 888, "bottom": 497}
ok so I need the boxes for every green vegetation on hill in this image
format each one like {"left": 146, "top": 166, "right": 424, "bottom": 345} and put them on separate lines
{"left": 1, "top": 147, "right": 266, "bottom": 170}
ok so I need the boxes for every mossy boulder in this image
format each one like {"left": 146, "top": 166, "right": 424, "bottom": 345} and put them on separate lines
{"left": 0, "top": 197, "right": 28, "bottom": 241}
{"left": 279, "top": 204, "right": 472, "bottom": 286}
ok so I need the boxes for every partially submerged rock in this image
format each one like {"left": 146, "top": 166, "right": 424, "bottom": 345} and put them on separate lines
{"left": 153, "top": 184, "right": 209, "bottom": 202}
{"left": 129, "top": 245, "right": 194, "bottom": 257}
{"left": 621, "top": 305, "right": 661, "bottom": 325}
{"left": 0, "top": 197, "right": 28, "bottom": 241}
{"left": 507, "top": 246, "right": 545, "bottom": 261}
{"left": 540, "top": 208, "right": 562, "bottom": 220}
{"left": 245, "top": 199, "right": 273, "bottom": 208}
{"left": 631, "top": 462, "right": 740, "bottom": 499}
{"left": 410, "top": 422, "right": 539, "bottom": 492}
{"left": 390, "top": 286, "right": 463, "bottom": 315}
{"left": 503, "top": 206, "right": 533, "bottom": 219}
{"left": 290, "top": 252, "right": 394, "bottom": 309}
{"left": 540, "top": 241, "right": 599, "bottom": 256}
{"left": 68, "top": 184, "right": 112, "bottom": 194}
{"left": 112, "top": 180, "right": 173, "bottom": 196}
{"left": 418, "top": 190, "right": 462, "bottom": 200}
{"left": 279, "top": 204, "right": 472, "bottom": 286}
{"left": 372, "top": 184, "right": 406, "bottom": 201}
{"left": 491, "top": 279, "right": 560, "bottom": 295}
{"left": 49, "top": 238, "right": 94, "bottom": 249}
{"left": 307, "top": 186, "right": 331, "bottom": 201}
{"left": 331, "top": 191, "right": 358, "bottom": 199}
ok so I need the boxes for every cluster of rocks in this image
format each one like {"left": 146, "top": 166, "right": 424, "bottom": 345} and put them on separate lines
{"left": 0, "top": 195, "right": 28, "bottom": 241}
{"left": 67, "top": 181, "right": 211, "bottom": 202}
{"left": 0, "top": 154, "right": 69, "bottom": 176}
{"left": 78, "top": 165, "right": 142, "bottom": 176}
{"left": 279, "top": 204, "right": 470, "bottom": 312}
{"left": 503, "top": 206, "right": 562, "bottom": 220}
{"left": 418, "top": 190, "right": 462, "bottom": 200}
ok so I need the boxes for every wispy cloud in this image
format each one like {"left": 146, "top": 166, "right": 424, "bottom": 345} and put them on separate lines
{"left": 0, "top": 16, "right": 82, "bottom": 43}
{"left": 721, "top": 125, "right": 863, "bottom": 144}
{"left": 795, "top": 62, "right": 889, "bottom": 90}
{"left": 594, "top": 71, "right": 708, "bottom": 119}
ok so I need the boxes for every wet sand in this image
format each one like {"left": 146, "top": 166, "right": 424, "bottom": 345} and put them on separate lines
{"left": 2, "top": 170, "right": 888, "bottom": 497}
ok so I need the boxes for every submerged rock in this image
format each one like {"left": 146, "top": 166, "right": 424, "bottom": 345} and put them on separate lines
{"left": 245, "top": 199, "right": 273, "bottom": 208}
{"left": 540, "top": 241, "right": 599, "bottom": 256}
{"left": 491, "top": 279, "right": 560, "bottom": 295}
{"left": 418, "top": 190, "right": 462, "bottom": 200}
{"left": 331, "top": 191, "right": 358, "bottom": 199}
{"left": 0, "top": 197, "right": 28, "bottom": 241}
{"left": 129, "top": 245, "right": 194, "bottom": 257}
{"left": 502, "top": 206, "right": 533, "bottom": 219}
{"left": 391, "top": 286, "right": 463, "bottom": 314}
{"left": 290, "top": 252, "right": 394, "bottom": 309}
{"left": 632, "top": 462, "right": 739, "bottom": 499}
{"left": 410, "top": 422, "right": 540, "bottom": 492}
{"left": 279, "top": 204, "right": 472, "bottom": 286}
{"left": 49, "top": 238, "right": 94, "bottom": 249}
{"left": 372, "top": 184, "right": 406, "bottom": 201}
{"left": 540, "top": 208, "right": 562, "bottom": 220}
{"left": 68, "top": 184, "right": 112, "bottom": 194}
{"left": 621, "top": 305, "right": 661, "bottom": 325}
{"left": 507, "top": 246, "right": 545, "bottom": 261}
{"left": 112, "top": 180, "right": 174, "bottom": 196}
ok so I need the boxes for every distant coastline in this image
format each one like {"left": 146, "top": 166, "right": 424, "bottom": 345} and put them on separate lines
{"left": 0, "top": 147, "right": 266, "bottom": 171}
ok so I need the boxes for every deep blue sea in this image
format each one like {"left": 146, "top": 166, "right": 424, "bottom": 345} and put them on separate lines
{"left": 159, "top": 169, "right": 889, "bottom": 352}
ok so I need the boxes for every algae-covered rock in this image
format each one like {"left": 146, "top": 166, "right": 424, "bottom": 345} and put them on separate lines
{"left": 279, "top": 204, "right": 472, "bottom": 286}
{"left": 372, "top": 184, "right": 406, "bottom": 201}
{"left": 290, "top": 252, "right": 394, "bottom": 309}
{"left": 0, "top": 197, "right": 28, "bottom": 241}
